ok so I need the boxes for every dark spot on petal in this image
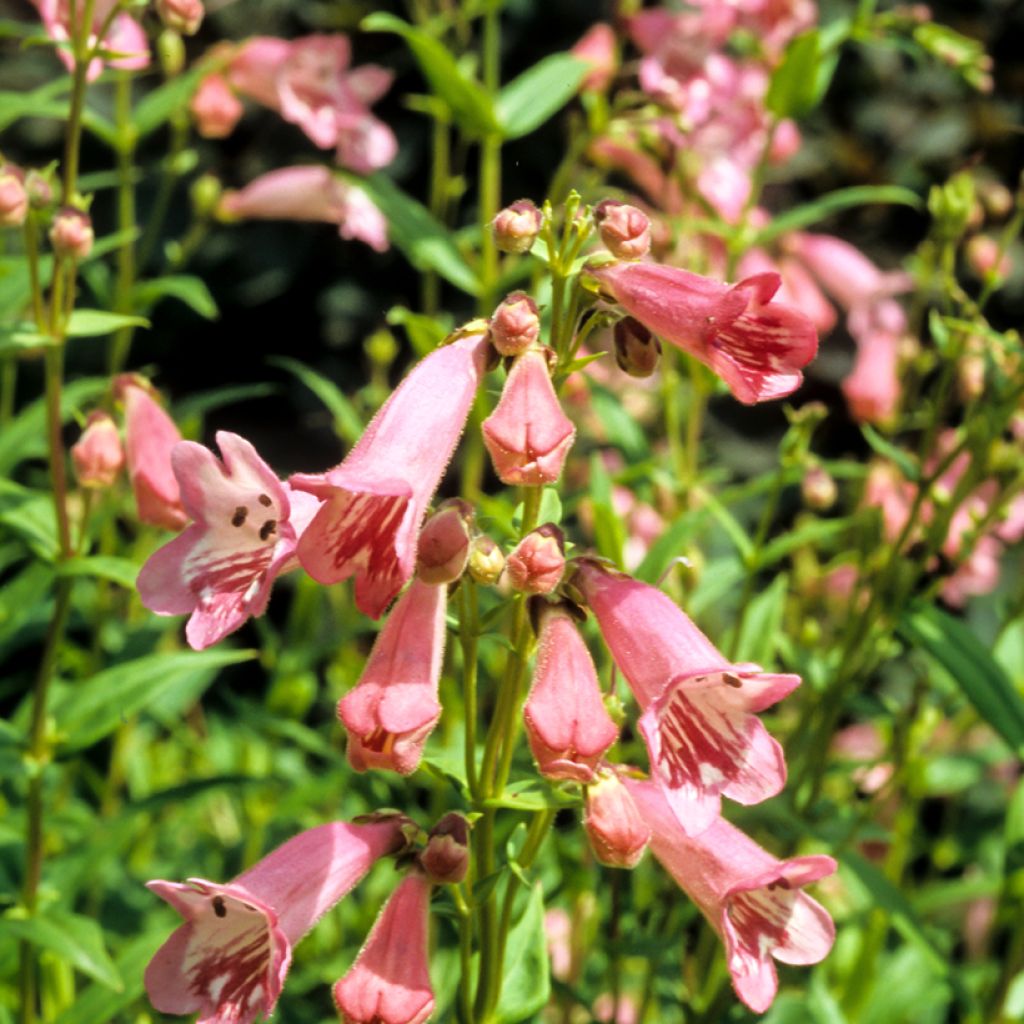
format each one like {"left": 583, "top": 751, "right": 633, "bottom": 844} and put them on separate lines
{"left": 212, "top": 895, "right": 227, "bottom": 917}
{"left": 723, "top": 673, "right": 743, "bottom": 688}
{"left": 232, "top": 506, "right": 248, "bottom": 527}
{"left": 258, "top": 494, "right": 273, "bottom": 507}
{"left": 259, "top": 519, "right": 277, "bottom": 541}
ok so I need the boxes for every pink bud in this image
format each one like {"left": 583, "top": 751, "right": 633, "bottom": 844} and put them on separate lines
{"left": 419, "top": 813, "right": 470, "bottom": 884}
{"left": 571, "top": 23, "right": 617, "bottom": 93}
{"left": 49, "top": 207, "right": 93, "bottom": 260}
{"left": 482, "top": 349, "right": 576, "bottom": 485}
{"left": 71, "top": 411, "right": 124, "bottom": 489}
{"left": 594, "top": 200, "right": 651, "bottom": 261}
{"left": 801, "top": 465, "right": 837, "bottom": 511}
{"left": 506, "top": 524, "right": 565, "bottom": 595}
{"left": 190, "top": 74, "right": 243, "bottom": 138}
{"left": 613, "top": 316, "right": 660, "bottom": 377}
{"left": 584, "top": 768, "right": 650, "bottom": 869}
{"left": 492, "top": 199, "right": 543, "bottom": 254}
{"left": 157, "top": 0, "right": 204, "bottom": 34}
{"left": 490, "top": 291, "right": 541, "bottom": 357}
{"left": 524, "top": 605, "right": 619, "bottom": 781}
{"left": 468, "top": 534, "right": 505, "bottom": 585}
{"left": 416, "top": 499, "right": 473, "bottom": 584}
{"left": 966, "top": 235, "right": 1011, "bottom": 279}
{"left": 0, "top": 166, "right": 28, "bottom": 228}
{"left": 333, "top": 874, "right": 435, "bottom": 1024}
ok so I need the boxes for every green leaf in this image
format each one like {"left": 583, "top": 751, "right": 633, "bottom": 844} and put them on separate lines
{"left": 66, "top": 309, "right": 149, "bottom": 337}
{"left": 494, "top": 884, "right": 550, "bottom": 1023}
{"left": 587, "top": 452, "right": 625, "bottom": 566}
{"left": 0, "top": 321, "right": 53, "bottom": 356}
{"left": 861, "top": 423, "right": 919, "bottom": 482}
{"left": 386, "top": 305, "right": 452, "bottom": 357}
{"left": 269, "top": 355, "right": 365, "bottom": 444}
{"left": 765, "top": 30, "right": 822, "bottom": 119}
{"left": 754, "top": 516, "right": 853, "bottom": 570}
{"left": 754, "top": 186, "right": 923, "bottom": 245}
{"left": 133, "top": 275, "right": 218, "bottom": 319}
{"left": 483, "top": 780, "right": 578, "bottom": 812}
{"left": 899, "top": 604, "right": 1024, "bottom": 755}
{"left": 497, "top": 53, "right": 588, "bottom": 139}
{"left": 57, "top": 555, "right": 138, "bottom": 590}
{"left": 357, "top": 173, "right": 480, "bottom": 295}
{"left": 732, "top": 573, "right": 788, "bottom": 665}
{"left": 362, "top": 13, "right": 498, "bottom": 137}
{"left": 588, "top": 386, "right": 649, "bottom": 461}
{"left": 133, "top": 64, "right": 206, "bottom": 138}
{"left": 0, "top": 482, "right": 57, "bottom": 561}
{"left": 0, "top": 910, "right": 121, "bottom": 990}
{"left": 537, "top": 487, "right": 562, "bottom": 527}
{"left": 53, "top": 648, "right": 256, "bottom": 753}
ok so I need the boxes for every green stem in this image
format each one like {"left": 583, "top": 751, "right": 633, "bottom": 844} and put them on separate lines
{"left": 61, "top": 0, "right": 97, "bottom": 202}
{"left": 460, "top": 580, "right": 481, "bottom": 797}
{"left": 136, "top": 113, "right": 189, "bottom": 272}
{"left": 477, "top": 3, "right": 502, "bottom": 313}
{"left": 423, "top": 113, "right": 451, "bottom": 316}
{"left": 109, "top": 71, "right": 138, "bottom": 374}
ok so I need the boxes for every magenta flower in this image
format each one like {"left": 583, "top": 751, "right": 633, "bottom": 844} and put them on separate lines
{"left": 482, "top": 348, "right": 576, "bottom": 484}
{"left": 338, "top": 579, "right": 446, "bottom": 775}
{"left": 573, "top": 560, "right": 799, "bottom": 835}
{"left": 627, "top": 779, "right": 836, "bottom": 1014}
{"left": 333, "top": 873, "right": 435, "bottom": 1024}
{"left": 523, "top": 604, "right": 619, "bottom": 782}
{"left": 30, "top": 0, "right": 149, "bottom": 81}
{"left": 145, "top": 819, "right": 407, "bottom": 1024}
{"left": 588, "top": 261, "right": 818, "bottom": 404}
{"left": 137, "top": 432, "right": 321, "bottom": 650}
{"left": 290, "top": 332, "right": 490, "bottom": 619}
{"left": 219, "top": 166, "right": 388, "bottom": 253}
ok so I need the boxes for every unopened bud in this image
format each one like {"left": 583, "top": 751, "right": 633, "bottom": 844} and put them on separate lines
{"left": 468, "top": 535, "right": 504, "bottom": 586}
{"left": 977, "top": 178, "right": 1013, "bottom": 220}
{"left": 801, "top": 465, "right": 837, "bottom": 511}
{"left": 928, "top": 171, "right": 975, "bottom": 240}
{"left": 24, "top": 169, "right": 54, "bottom": 210}
{"left": 966, "top": 235, "right": 1010, "bottom": 280}
{"left": 957, "top": 353, "right": 986, "bottom": 402}
{"left": 493, "top": 199, "right": 542, "bottom": 254}
{"left": 506, "top": 523, "right": 565, "bottom": 596}
{"left": 157, "top": 0, "right": 204, "bottom": 35}
{"left": 49, "top": 206, "right": 93, "bottom": 260}
{"left": 71, "top": 411, "right": 124, "bottom": 489}
{"left": 190, "top": 74, "right": 243, "bottom": 139}
{"left": 156, "top": 28, "right": 186, "bottom": 76}
{"left": 490, "top": 292, "right": 540, "bottom": 357}
{"left": 0, "top": 165, "right": 27, "bottom": 228}
{"left": 593, "top": 200, "right": 651, "bottom": 260}
{"left": 584, "top": 770, "right": 649, "bottom": 869}
{"left": 419, "top": 812, "right": 470, "bottom": 884}
{"left": 417, "top": 499, "right": 473, "bottom": 584}
{"left": 190, "top": 174, "right": 222, "bottom": 219}
{"left": 613, "top": 316, "right": 660, "bottom": 377}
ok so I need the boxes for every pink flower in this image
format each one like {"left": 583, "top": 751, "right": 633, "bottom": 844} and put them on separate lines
{"left": 588, "top": 261, "right": 818, "bottom": 404}
{"left": 291, "top": 332, "right": 490, "bottom": 619}
{"left": 571, "top": 22, "right": 618, "bottom": 93}
{"left": 339, "top": 579, "right": 446, "bottom": 775}
{"left": 594, "top": 200, "right": 652, "bottom": 261}
{"left": 738, "top": 248, "right": 836, "bottom": 335}
{"left": 627, "top": 779, "right": 836, "bottom": 1014}
{"left": 333, "top": 873, "right": 435, "bottom": 1024}
{"left": 482, "top": 349, "right": 576, "bottom": 484}
{"left": 523, "top": 605, "right": 619, "bottom": 782}
{"left": 137, "top": 432, "right": 320, "bottom": 650}
{"left": 415, "top": 500, "right": 473, "bottom": 585}
{"left": 0, "top": 165, "right": 28, "bottom": 227}
{"left": 584, "top": 767, "right": 651, "bottom": 869}
{"left": 30, "top": 0, "right": 149, "bottom": 81}
{"left": 191, "top": 75, "right": 244, "bottom": 139}
{"left": 219, "top": 166, "right": 388, "bottom": 252}
{"left": 841, "top": 318, "right": 901, "bottom": 425}
{"left": 145, "top": 818, "right": 407, "bottom": 1024}
{"left": 505, "top": 524, "right": 566, "bottom": 595}
{"left": 573, "top": 560, "right": 799, "bottom": 835}
{"left": 119, "top": 378, "right": 187, "bottom": 531}
{"left": 71, "top": 410, "right": 124, "bottom": 489}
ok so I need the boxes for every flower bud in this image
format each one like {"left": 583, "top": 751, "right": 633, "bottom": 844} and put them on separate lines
{"left": 419, "top": 812, "right": 470, "bottom": 884}
{"left": 613, "top": 316, "right": 660, "bottom": 377}
{"left": 156, "top": 28, "right": 186, "bottom": 76}
{"left": 593, "top": 200, "right": 651, "bottom": 261}
{"left": 506, "top": 523, "right": 565, "bottom": 596}
{"left": 966, "top": 235, "right": 1010, "bottom": 279}
{"left": 71, "top": 411, "right": 124, "bottom": 489}
{"left": 190, "top": 74, "right": 243, "bottom": 138}
{"left": 801, "top": 465, "right": 837, "bottom": 511}
{"left": 190, "top": 174, "right": 223, "bottom": 218}
{"left": 157, "top": 0, "right": 204, "bottom": 35}
{"left": 490, "top": 292, "right": 540, "bottom": 357}
{"left": 571, "top": 23, "right": 617, "bottom": 93}
{"left": 492, "top": 199, "right": 542, "bottom": 254}
{"left": 957, "top": 353, "right": 986, "bottom": 402}
{"left": 416, "top": 499, "right": 473, "bottom": 584}
{"left": 49, "top": 207, "right": 93, "bottom": 260}
{"left": 468, "top": 535, "right": 504, "bottom": 586}
{"left": 0, "top": 165, "right": 28, "bottom": 228}
{"left": 584, "top": 769, "right": 649, "bottom": 869}
{"left": 25, "top": 170, "right": 53, "bottom": 210}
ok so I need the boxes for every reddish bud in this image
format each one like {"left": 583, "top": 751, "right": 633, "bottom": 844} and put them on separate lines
{"left": 419, "top": 813, "right": 470, "bottom": 884}
{"left": 156, "top": 0, "right": 204, "bottom": 34}
{"left": 506, "top": 523, "right": 565, "bottom": 595}
{"left": 584, "top": 768, "right": 650, "bottom": 869}
{"left": 468, "top": 535, "right": 505, "bottom": 586}
{"left": 613, "top": 316, "right": 660, "bottom": 377}
{"left": 49, "top": 207, "right": 93, "bottom": 260}
{"left": 490, "top": 292, "right": 541, "bottom": 357}
{"left": 190, "top": 75, "right": 243, "bottom": 139}
{"left": 966, "top": 235, "right": 1011, "bottom": 279}
{"left": 71, "top": 411, "right": 124, "bottom": 489}
{"left": 493, "top": 199, "right": 543, "bottom": 254}
{"left": 0, "top": 166, "right": 28, "bottom": 228}
{"left": 594, "top": 200, "right": 651, "bottom": 261}
{"left": 571, "top": 23, "right": 617, "bottom": 93}
{"left": 416, "top": 499, "right": 473, "bottom": 585}
{"left": 801, "top": 465, "right": 837, "bottom": 511}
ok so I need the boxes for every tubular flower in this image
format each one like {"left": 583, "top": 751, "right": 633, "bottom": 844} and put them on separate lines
{"left": 338, "top": 579, "right": 446, "bottom": 775}
{"left": 627, "top": 780, "right": 836, "bottom": 1013}
{"left": 333, "top": 873, "right": 435, "bottom": 1024}
{"left": 482, "top": 348, "right": 576, "bottom": 485}
{"left": 523, "top": 604, "right": 619, "bottom": 782}
{"left": 71, "top": 411, "right": 124, "bottom": 489}
{"left": 587, "top": 261, "right": 818, "bottom": 404}
{"left": 190, "top": 75, "right": 244, "bottom": 139}
{"left": 137, "top": 432, "right": 321, "bottom": 650}
{"left": 573, "top": 560, "right": 799, "bottom": 835}
{"left": 145, "top": 819, "right": 407, "bottom": 1024}
{"left": 290, "top": 332, "right": 489, "bottom": 619}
